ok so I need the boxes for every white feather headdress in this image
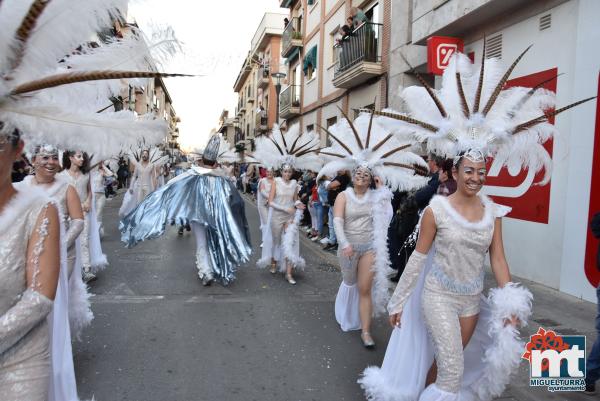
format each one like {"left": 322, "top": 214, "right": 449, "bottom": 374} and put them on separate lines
{"left": 216, "top": 136, "right": 240, "bottom": 164}
{"left": 365, "top": 47, "right": 595, "bottom": 185}
{"left": 251, "top": 123, "right": 323, "bottom": 172}
{"left": 0, "top": 0, "right": 189, "bottom": 160}
{"left": 316, "top": 110, "right": 429, "bottom": 192}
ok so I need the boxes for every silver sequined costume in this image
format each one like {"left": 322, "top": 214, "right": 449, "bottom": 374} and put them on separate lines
{"left": 0, "top": 189, "right": 54, "bottom": 401}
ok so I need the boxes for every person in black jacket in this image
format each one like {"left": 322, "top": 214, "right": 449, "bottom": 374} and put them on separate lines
{"left": 390, "top": 155, "right": 442, "bottom": 281}
{"left": 586, "top": 212, "right": 600, "bottom": 394}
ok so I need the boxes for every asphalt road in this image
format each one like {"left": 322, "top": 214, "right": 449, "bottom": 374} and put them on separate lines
{"left": 74, "top": 191, "right": 597, "bottom": 401}
{"left": 74, "top": 193, "right": 389, "bottom": 401}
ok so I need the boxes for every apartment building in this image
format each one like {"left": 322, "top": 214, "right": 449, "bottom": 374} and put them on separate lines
{"left": 217, "top": 110, "right": 238, "bottom": 148}
{"left": 278, "top": 0, "right": 390, "bottom": 144}
{"left": 388, "top": 0, "right": 600, "bottom": 302}
{"left": 233, "top": 12, "right": 287, "bottom": 151}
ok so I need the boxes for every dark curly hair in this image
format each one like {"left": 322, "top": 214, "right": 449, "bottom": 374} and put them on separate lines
{"left": 62, "top": 150, "right": 91, "bottom": 174}
{"left": 0, "top": 121, "right": 21, "bottom": 148}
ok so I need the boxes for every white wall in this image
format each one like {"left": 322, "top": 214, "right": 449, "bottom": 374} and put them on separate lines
{"left": 302, "top": 110, "right": 318, "bottom": 132}
{"left": 306, "top": 0, "right": 321, "bottom": 34}
{"left": 462, "top": 0, "right": 599, "bottom": 301}
{"left": 322, "top": 7, "right": 346, "bottom": 97}
{"left": 347, "top": 81, "right": 380, "bottom": 111}
{"left": 303, "top": 36, "right": 320, "bottom": 106}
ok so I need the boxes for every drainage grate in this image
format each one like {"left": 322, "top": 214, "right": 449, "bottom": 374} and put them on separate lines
{"left": 539, "top": 13, "right": 552, "bottom": 31}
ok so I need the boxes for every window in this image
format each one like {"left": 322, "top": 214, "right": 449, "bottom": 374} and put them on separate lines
{"left": 326, "top": 116, "right": 337, "bottom": 146}
{"left": 330, "top": 28, "right": 341, "bottom": 66}
{"left": 307, "top": 0, "right": 315, "bottom": 5}
{"left": 303, "top": 45, "right": 318, "bottom": 80}
{"left": 307, "top": 124, "right": 314, "bottom": 132}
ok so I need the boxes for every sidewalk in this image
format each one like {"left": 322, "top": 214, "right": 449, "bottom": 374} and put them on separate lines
{"left": 243, "top": 193, "right": 598, "bottom": 400}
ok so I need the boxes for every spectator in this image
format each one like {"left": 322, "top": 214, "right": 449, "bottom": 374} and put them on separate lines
{"left": 323, "top": 170, "right": 350, "bottom": 250}
{"left": 309, "top": 176, "right": 326, "bottom": 241}
{"left": 117, "top": 156, "right": 129, "bottom": 189}
{"left": 437, "top": 159, "right": 457, "bottom": 196}
{"left": 11, "top": 153, "right": 30, "bottom": 182}
{"left": 284, "top": 18, "right": 289, "bottom": 29}
{"left": 586, "top": 212, "right": 600, "bottom": 394}
{"left": 350, "top": 6, "right": 368, "bottom": 28}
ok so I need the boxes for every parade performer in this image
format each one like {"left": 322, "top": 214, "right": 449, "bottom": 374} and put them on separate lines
{"left": 256, "top": 168, "right": 275, "bottom": 258}
{"left": 359, "top": 48, "right": 595, "bottom": 400}
{"left": 316, "top": 112, "right": 428, "bottom": 348}
{"left": 60, "top": 150, "right": 107, "bottom": 282}
{"left": 17, "top": 145, "right": 93, "bottom": 341}
{"left": 253, "top": 124, "right": 323, "bottom": 284}
{"left": 0, "top": 128, "right": 62, "bottom": 401}
{"left": 92, "top": 161, "right": 115, "bottom": 237}
{"left": 120, "top": 134, "right": 252, "bottom": 286}
{"left": 0, "top": 1, "right": 188, "bottom": 398}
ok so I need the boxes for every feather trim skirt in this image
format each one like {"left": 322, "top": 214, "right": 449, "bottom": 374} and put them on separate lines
{"left": 335, "top": 283, "right": 361, "bottom": 332}
{"left": 359, "top": 249, "right": 533, "bottom": 401}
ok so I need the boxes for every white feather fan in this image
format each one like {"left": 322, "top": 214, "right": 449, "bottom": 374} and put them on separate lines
{"left": 369, "top": 49, "right": 595, "bottom": 185}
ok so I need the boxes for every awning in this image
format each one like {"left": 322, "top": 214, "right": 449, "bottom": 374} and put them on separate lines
{"left": 303, "top": 45, "right": 317, "bottom": 75}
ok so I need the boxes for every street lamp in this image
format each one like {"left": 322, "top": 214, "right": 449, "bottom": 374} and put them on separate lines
{"left": 271, "top": 72, "right": 286, "bottom": 125}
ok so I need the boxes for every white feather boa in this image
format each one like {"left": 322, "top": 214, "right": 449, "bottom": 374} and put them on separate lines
{"left": 369, "top": 187, "right": 395, "bottom": 315}
{"left": 280, "top": 209, "right": 306, "bottom": 271}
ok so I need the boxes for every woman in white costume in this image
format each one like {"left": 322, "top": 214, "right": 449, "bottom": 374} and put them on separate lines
{"left": 92, "top": 161, "right": 114, "bottom": 237}
{"left": 253, "top": 124, "right": 323, "bottom": 284}
{"left": 269, "top": 164, "right": 304, "bottom": 283}
{"left": 0, "top": 0, "right": 190, "bottom": 398}
{"left": 316, "top": 112, "right": 428, "bottom": 349}
{"left": 256, "top": 168, "right": 275, "bottom": 258}
{"left": 61, "top": 150, "right": 108, "bottom": 282}
{"left": 19, "top": 145, "right": 93, "bottom": 341}
{"left": 358, "top": 46, "right": 594, "bottom": 400}
{"left": 0, "top": 128, "right": 60, "bottom": 401}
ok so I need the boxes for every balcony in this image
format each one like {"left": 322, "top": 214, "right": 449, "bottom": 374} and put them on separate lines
{"left": 258, "top": 65, "right": 270, "bottom": 89}
{"left": 280, "top": 84, "right": 301, "bottom": 119}
{"left": 255, "top": 112, "right": 268, "bottom": 133}
{"left": 333, "top": 22, "right": 383, "bottom": 89}
{"left": 282, "top": 17, "right": 303, "bottom": 58}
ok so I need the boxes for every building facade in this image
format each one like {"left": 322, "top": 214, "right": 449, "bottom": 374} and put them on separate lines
{"left": 278, "top": 0, "right": 391, "bottom": 145}
{"left": 233, "top": 12, "right": 287, "bottom": 151}
{"left": 389, "top": 0, "right": 600, "bottom": 302}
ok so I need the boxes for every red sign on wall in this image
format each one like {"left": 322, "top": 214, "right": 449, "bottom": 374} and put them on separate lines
{"left": 584, "top": 72, "right": 600, "bottom": 287}
{"left": 484, "top": 68, "right": 558, "bottom": 224}
{"left": 427, "top": 36, "right": 464, "bottom": 75}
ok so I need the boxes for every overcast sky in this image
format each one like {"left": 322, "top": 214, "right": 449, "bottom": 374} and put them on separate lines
{"left": 128, "top": 0, "right": 287, "bottom": 151}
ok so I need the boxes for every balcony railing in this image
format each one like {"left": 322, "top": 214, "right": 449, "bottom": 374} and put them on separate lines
{"left": 333, "top": 22, "right": 383, "bottom": 88}
{"left": 282, "top": 17, "right": 303, "bottom": 58}
{"left": 255, "top": 112, "right": 268, "bottom": 132}
{"left": 258, "top": 65, "right": 270, "bottom": 89}
{"left": 280, "top": 84, "right": 301, "bottom": 119}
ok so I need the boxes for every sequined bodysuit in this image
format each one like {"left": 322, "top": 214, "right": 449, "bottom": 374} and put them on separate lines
{"left": 0, "top": 189, "right": 54, "bottom": 401}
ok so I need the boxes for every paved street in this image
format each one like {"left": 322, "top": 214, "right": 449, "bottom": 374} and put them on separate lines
{"left": 74, "top": 193, "right": 598, "bottom": 401}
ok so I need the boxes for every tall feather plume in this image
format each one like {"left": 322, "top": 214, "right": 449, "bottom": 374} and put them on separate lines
{"left": 365, "top": 99, "right": 376, "bottom": 148}
{"left": 360, "top": 109, "right": 439, "bottom": 133}
{"left": 381, "top": 144, "right": 411, "bottom": 159}
{"left": 400, "top": 53, "right": 447, "bottom": 118}
{"left": 267, "top": 135, "right": 285, "bottom": 155}
{"left": 473, "top": 35, "right": 486, "bottom": 113}
{"left": 8, "top": 0, "right": 51, "bottom": 73}
{"left": 507, "top": 73, "right": 563, "bottom": 119}
{"left": 482, "top": 44, "right": 532, "bottom": 116}
{"left": 316, "top": 124, "right": 353, "bottom": 155}
{"left": 371, "top": 133, "right": 394, "bottom": 152}
{"left": 383, "top": 162, "right": 428, "bottom": 176}
{"left": 11, "top": 70, "right": 192, "bottom": 95}
{"left": 513, "top": 96, "right": 596, "bottom": 134}
{"left": 337, "top": 106, "right": 364, "bottom": 150}
{"left": 456, "top": 72, "right": 470, "bottom": 118}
